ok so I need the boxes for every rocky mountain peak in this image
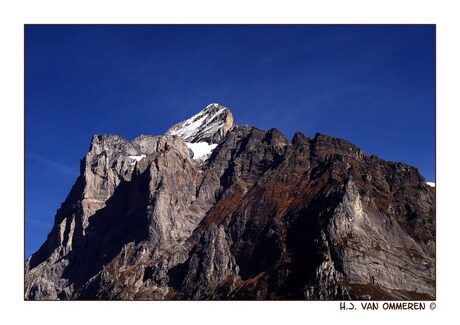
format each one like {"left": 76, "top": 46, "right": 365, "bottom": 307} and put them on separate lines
{"left": 166, "top": 103, "right": 235, "bottom": 144}
{"left": 25, "top": 103, "right": 435, "bottom": 301}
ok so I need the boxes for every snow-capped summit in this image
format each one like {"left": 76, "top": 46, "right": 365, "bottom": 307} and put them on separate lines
{"left": 166, "top": 103, "right": 235, "bottom": 144}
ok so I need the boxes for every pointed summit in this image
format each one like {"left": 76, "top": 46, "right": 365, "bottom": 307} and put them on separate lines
{"left": 166, "top": 103, "right": 235, "bottom": 144}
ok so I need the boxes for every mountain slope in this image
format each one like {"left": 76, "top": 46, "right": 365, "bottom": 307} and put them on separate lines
{"left": 25, "top": 103, "right": 435, "bottom": 300}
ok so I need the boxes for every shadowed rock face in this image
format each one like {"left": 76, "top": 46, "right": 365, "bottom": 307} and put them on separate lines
{"left": 25, "top": 104, "right": 435, "bottom": 300}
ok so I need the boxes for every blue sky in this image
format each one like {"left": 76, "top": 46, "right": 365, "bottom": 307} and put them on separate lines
{"left": 25, "top": 25, "right": 435, "bottom": 258}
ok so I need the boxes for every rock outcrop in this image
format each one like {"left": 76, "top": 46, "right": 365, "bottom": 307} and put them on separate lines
{"left": 25, "top": 103, "right": 435, "bottom": 300}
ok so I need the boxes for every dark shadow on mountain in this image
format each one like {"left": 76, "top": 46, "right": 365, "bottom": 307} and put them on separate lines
{"left": 61, "top": 167, "right": 152, "bottom": 293}
{"left": 28, "top": 175, "right": 86, "bottom": 269}
{"left": 276, "top": 178, "right": 346, "bottom": 299}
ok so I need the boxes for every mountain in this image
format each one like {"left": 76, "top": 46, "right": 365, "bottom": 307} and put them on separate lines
{"left": 25, "top": 103, "right": 435, "bottom": 300}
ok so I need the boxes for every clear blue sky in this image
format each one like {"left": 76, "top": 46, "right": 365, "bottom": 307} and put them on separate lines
{"left": 25, "top": 25, "right": 435, "bottom": 258}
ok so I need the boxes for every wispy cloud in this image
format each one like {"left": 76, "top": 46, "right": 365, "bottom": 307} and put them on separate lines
{"left": 27, "top": 152, "right": 79, "bottom": 177}
{"left": 27, "top": 217, "right": 53, "bottom": 229}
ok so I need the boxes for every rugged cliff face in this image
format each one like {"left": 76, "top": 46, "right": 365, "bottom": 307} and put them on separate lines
{"left": 25, "top": 103, "right": 435, "bottom": 300}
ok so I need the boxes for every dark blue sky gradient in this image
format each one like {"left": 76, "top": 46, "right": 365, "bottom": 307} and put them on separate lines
{"left": 25, "top": 25, "right": 435, "bottom": 257}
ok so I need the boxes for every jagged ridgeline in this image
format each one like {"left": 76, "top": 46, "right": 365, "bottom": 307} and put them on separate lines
{"left": 25, "top": 103, "right": 435, "bottom": 300}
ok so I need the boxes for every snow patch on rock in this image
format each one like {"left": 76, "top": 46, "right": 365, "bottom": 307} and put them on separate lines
{"left": 186, "top": 142, "right": 218, "bottom": 160}
{"left": 128, "top": 154, "right": 146, "bottom": 166}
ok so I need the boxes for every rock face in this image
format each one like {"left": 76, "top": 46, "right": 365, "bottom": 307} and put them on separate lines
{"left": 25, "top": 103, "right": 435, "bottom": 300}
